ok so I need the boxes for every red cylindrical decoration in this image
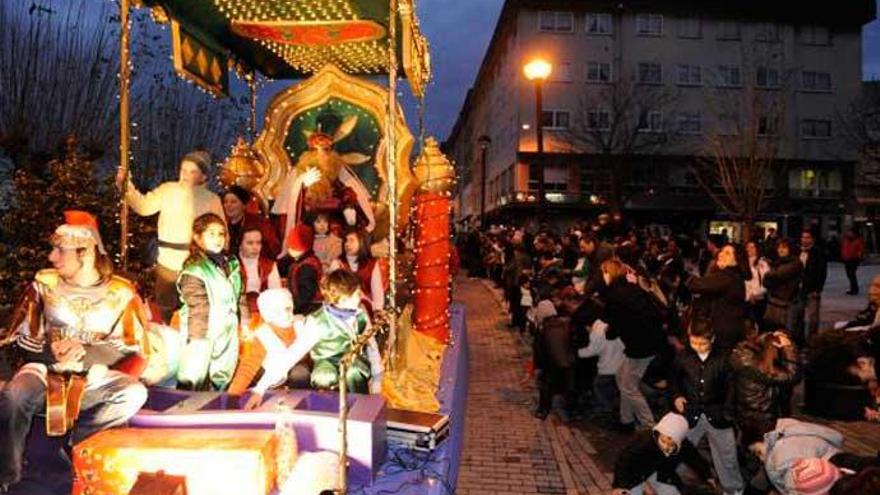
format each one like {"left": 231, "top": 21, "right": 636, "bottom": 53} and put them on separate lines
{"left": 413, "top": 191, "right": 451, "bottom": 343}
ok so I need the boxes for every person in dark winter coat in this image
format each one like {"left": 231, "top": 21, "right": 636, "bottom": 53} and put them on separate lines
{"left": 580, "top": 235, "right": 614, "bottom": 294}
{"left": 503, "top": 243, "right": 533, "bottom": 331}
{"left": 762, "top": 239, "right": 803, "bottom": 332}
{"left": 685, "top": 244, "right": 748, "bottom": 352}
{"left": 792, "top": 230, "right": 828, "bottom": 347}
{"left": 670, "top": 318, "right": 744, "bottom": 494}
{"left": 730, "top": 331, "right": 801, "bottom": 428}
{"left": 604, "top": 259, "right": 666, "bottom": 428}
{"left": 532, "top": 290, "right": 579, "bottom": 421}
{"left": 612, "top": 413, "right": 714, "bottom": 495}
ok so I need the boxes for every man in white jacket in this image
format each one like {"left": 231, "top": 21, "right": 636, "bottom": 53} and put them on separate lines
{"left": 117, "top": 151, "right": 225, "bottom": 322}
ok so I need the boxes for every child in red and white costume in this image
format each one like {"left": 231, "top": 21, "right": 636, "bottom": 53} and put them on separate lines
{"left": 237, "top": 226, "right": 281, "bottom": 326}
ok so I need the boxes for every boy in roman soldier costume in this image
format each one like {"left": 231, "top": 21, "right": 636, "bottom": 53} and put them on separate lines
{"left": 243, "top": 270, "right": 383, "bottom": 410}
{"left": 0, "top": 211, "right": 149, "bottom": 489}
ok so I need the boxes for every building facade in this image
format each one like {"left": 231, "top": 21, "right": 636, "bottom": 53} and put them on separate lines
{"left": 444, "top": 0, "right": 876, "bottom": 240}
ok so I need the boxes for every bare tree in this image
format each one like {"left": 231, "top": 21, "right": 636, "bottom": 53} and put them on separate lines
{"left": 0, "top": 0, "right": 246, "bottom": 186}
{"left": 563, "top": 75, "right": 680, "bottom": 213}
{"left": 0, "top": 0, "right": 125, "bottom": 164}
{"left": 691, "top": 48, "right": 791, "bottom": 242}
{"left": 837, "top": 84, "right": 880, "bottom": 186}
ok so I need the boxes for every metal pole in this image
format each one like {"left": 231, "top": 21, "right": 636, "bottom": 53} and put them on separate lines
{"left": 247, "top": 72, "right": 257, "bottom": 141}
{"left": 337, "top": 361, "right": 349, "bottom": 494}
{"left": 480, "top": 146, "right": 487, "bottom": 226}
{"left": 535, "top": 81, "right": 545, "bottom": 215}
{"left": 386, "top": 0, "right": 399, "bottom": 363}
{"left": 118, "top": 0, "right": 132, "bottom": 270}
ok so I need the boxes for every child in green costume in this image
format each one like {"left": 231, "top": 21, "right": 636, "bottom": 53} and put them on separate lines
{"left": 243, "top": 269, "right": 383, "bottom": 410}
{"left": 176, "top": 213, "right": 242, "bottom": 390}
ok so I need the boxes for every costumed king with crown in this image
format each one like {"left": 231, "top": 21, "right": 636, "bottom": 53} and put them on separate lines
{"left": 271, "top": 114, "right": 377, "bottom": 242}
{"left": 0, "top": 212, "right": 149, "bottom": 489}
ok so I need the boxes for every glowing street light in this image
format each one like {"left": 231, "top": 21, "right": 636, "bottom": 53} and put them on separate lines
{"left": 523, "top": 58, "right": 552, "bottom": 215}
{"left": 523, "top": 59, "right": 552, "bottom": 81}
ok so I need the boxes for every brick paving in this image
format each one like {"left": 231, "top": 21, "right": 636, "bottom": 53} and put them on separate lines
{"left": 454, "top": 277, "right": 613, "bottom": 495}
{"left": 453, "top": 273, "right": 880, "bottom": 495}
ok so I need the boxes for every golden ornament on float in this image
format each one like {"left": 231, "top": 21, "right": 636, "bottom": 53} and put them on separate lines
{"left": 413, "top": 137, "right": 455, "bottom": 194}
{"left": 219, "top": 137, "right": 264, "bottom": 190}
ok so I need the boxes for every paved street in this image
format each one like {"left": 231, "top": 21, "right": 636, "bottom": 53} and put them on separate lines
{"left": 820, "top": 261, "right": 879, "bottom": 325}
{"left": 454, "top": 276, "right": 614, "bottom": 495}
{"left": 453, "top": 263, "right": 880, "bottom": 494}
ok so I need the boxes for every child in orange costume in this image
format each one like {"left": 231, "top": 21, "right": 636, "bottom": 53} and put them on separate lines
{"left": 228, "top": 289, "right": 312, "bottom": 397}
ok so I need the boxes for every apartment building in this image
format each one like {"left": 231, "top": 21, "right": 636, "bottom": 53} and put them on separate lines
{"left": 444, "top": 0, "right": 876, "bottom": 240}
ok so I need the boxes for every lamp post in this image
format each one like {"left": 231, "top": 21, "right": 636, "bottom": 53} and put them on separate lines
{"left": 524, "top": 59, "right": 551, "bottom": 215}
{"left": 478, "top": 134, "right": 491, "bottom": 227}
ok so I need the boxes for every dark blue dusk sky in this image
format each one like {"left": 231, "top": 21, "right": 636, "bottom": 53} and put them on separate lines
{"left": 411, "top": 0, "right": 880, "bottom": 141}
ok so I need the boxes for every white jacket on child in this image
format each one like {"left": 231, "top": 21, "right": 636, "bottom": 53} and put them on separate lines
{"left": 577, "top": 319, "right": 625, "bottom": 375}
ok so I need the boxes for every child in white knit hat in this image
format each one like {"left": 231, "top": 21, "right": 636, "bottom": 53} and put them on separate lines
{"left": 612, "top": 413, "right": 715, "bottom": 495}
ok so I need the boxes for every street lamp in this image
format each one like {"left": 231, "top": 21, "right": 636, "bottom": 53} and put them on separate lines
{"left": 524, "top": 58, "right": 551, "bottom": 215}
{"left": 478, "top": 134, "right": 491, "bottom": 227}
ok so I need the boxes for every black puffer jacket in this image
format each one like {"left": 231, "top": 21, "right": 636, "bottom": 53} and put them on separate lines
{"left": 671, "top": 348, "right": 736, "bottom": 428}
{"left": 604, "top": 279, "right": 666, "bottom": 359}
{"left": 686, "top": 267, "right": 746, "bottom": 351}
{"left": 730, "top": 339, "right": 801, "bottom": 426}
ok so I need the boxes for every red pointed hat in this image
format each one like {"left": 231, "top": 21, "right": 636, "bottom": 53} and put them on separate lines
{"left": 52, "top": 210, "right": 106, "bottom": 254}
{"left": 286, "top": 223, "right": 314, "bottom": 253}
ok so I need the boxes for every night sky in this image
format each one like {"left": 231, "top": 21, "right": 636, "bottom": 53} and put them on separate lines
{"left": 414, "top": 0, "right": 880, "bottom": 141}
{"left": 13, "top": 0, "right": 879, "bottom": 144}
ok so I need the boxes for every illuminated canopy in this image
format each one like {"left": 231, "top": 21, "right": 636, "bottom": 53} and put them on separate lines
{"left": 142, "top": 0, "right": 431, "bottom": 97}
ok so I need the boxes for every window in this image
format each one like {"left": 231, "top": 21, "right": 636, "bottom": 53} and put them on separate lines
{"left": 541, "top": 110, "right": 570, "bottom": 130}
{"left": 638, "top": 62, "right": 663, "bottom": 84}
{"left": 677, "top": 64, "right": 702, "bottom": 86}
{"left": 715, "top": 65, "right": 742, "bottom": 87}
{"left": 539, "top": 11, "right": 574, "bottom": 32}
{"left": 788, "top": 168, "right": 841, "bottom": 197}
{"left": 677, "top": 16, "right": 702, "bottom": 38}
{"left": 801, "top": 70, "right": 832, "bottom": 92}
{"left": 677, "top": 111, "right": 702, "bottom": 134}
{"left": 801, "top": 119, "right": 832, "bottom": 138}
{"left": 758, "top": 115, "right": 779, "bottom": 136}
{"left": 636, "top": 14, "right": 663, "bottom": 36}
{"left": 552, "top": 62, "right": 572, "bottom": 82}
{"left": 586, "top": 13, "right": 612, "bottom": 35}
{"left": 528, "top": 165, "right": 541, "bottom": 191}
{"left": 756, "top": 67, "right": 780, "bottom": 88}
{"left": 800, "top": 25, "right": 831, "bottom": 45}
{"left": 586, "top": 108, "right": 611, "bottom": 130}
{"left": 717, "top": 20, "right": 741, "bottom": 40}
{"left": 755, "top": 22, "right": 780, "bottom": 42}
{"left": 638, "top": 110, "right": 663, "bottom": 132}
{"left": 586, "top": 62, "right": 612, "bottom": 83}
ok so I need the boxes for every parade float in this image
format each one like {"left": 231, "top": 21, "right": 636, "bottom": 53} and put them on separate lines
{"left": 66, "top": 1, "right": 465, "bottom": 494}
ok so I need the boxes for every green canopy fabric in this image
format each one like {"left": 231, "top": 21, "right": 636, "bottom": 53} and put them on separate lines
{"left": 144, "top": 0, "right": 420, "bottom": 80}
